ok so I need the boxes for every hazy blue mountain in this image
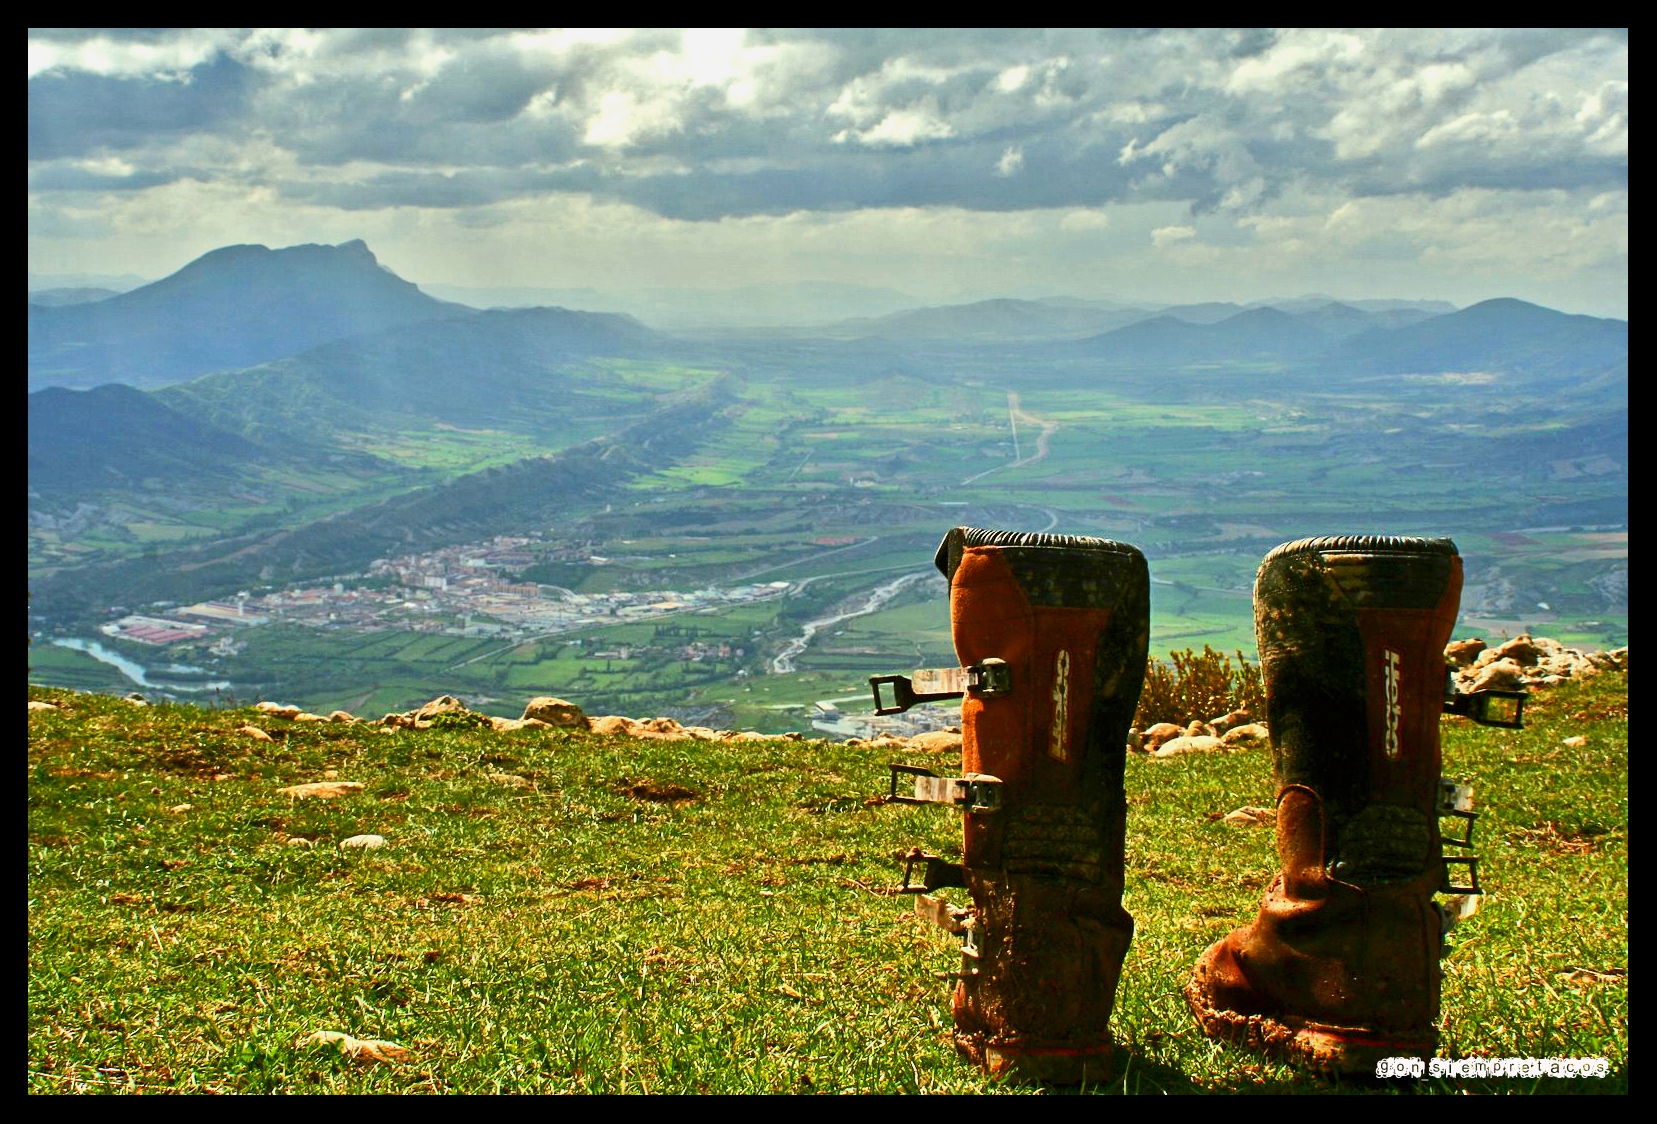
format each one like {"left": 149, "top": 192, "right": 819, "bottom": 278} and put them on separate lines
{"left": 1337, "top": 298, "right": 1628, "bottom": 383}
{"left": 28, "top": 240, "right": 467, "bottom": 392}
{"left": 817, "top": 295, "right": 1420, "bottom": 342}
{"left": 427, "top": 280, "right": 923, "bottom": 330}
{"left": 28, "top": 384, "right": 277, "bottom": 497}
{"left": 1342, "top": 298, "right": 1458, "bottom": 315}
{"left": 1285, "top": 301, "right": 1439, "bottom": 340}
{"left": 29, "top": 383, "right": 734, "bottom": 621}
{"left": 155, "top": 304, "right": 663, "bottom": 441}
{"left": 1155, "top": 301, "right": 1250, "bottom": 325}
{"left": 28, "top": 270, "right": 150, "bottom": 293}
{"left": 1074, "top": 305, "right": 1339, "bottom": 364}
{"left": 826, "top": 298, "right": 1157, "bottom": 340}
{"left": 1244, "top": 295, "right": 1456, "bottom": 316}
{"left": 27, "top": 287, "right": 122, "bottom": 307}
{"left": 1064, "top": 297, "right": 1627, "bottom": 379}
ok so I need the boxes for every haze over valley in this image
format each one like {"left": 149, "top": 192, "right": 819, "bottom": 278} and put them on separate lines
{"left": 28, "top": 239, "right": 1627, "bottom": 731}
{"left": 29, "top": 30, "right": 1626, "bottom": 731}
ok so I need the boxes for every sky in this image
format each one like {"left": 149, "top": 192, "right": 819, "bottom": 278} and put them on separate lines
{"left": 27, "top": 28, "right": 1628, "bottom": 319}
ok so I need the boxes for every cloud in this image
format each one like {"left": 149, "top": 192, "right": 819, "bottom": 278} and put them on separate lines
{"left": 27, "top": 28, "right": 1627, "bottom": 221}
{"left": 28, "top": 52, "right": 256, "bottom": 159}
{"left": 26, "top": 29, "right": 1628, "bottom": 316}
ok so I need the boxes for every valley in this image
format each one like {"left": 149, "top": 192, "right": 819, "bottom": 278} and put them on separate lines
{"left": 28, "top": 243, "right": 1627, "bottom": 734}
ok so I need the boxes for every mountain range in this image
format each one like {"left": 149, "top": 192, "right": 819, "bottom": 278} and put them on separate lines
{"left": 28, "top": 240, "right": 467, "bottom": 391}
{"left": 27, "top": 239, "right": 1627, "bottom": 632}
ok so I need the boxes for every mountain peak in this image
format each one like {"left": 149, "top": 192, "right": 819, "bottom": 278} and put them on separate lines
{"left": 29, "top": 239, "right": 462, "bottom": 392}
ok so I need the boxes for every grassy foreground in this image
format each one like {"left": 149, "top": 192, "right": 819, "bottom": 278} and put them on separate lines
{"left": 28, "top": 671, "right": 1627, "bottom": 1094}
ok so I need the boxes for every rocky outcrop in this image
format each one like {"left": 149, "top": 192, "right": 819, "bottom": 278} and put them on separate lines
{"left": 520, "top": 696, "right": 587, "bottom": 728}
{"left": 230, "top": 636, "right": 1620, "bottom": 756}
{"left": 1449, "top": 634, "right": 1626, "bottom": 692}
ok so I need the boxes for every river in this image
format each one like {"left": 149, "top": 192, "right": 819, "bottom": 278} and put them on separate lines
{"left": 50, "top": 638, "right": 235, "bottom": 694}
{"left": 769, "top": 571, "right": 934, "bottom": 675}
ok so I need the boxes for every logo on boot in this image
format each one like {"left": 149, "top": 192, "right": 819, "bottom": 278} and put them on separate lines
{"left": 1384, "top": 648, "right": 1402, "bottom": 759}
{"left": 1050, "top": 649, "right": 1070, "bottom": 761}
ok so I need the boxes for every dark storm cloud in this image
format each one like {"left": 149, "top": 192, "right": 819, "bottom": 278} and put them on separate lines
{"left": 28, "top": 164, "right": 184, "bottom": 192}
{"left": 26, "top": 28, "right": 1627, "bottom": 221}
{"left": 28, "top": 53, "right": 255, "bottom": 160}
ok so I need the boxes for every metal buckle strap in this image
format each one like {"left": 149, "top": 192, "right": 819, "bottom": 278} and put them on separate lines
{"left": 869, "top": 658, "right": 1012, "bottom": 715}
{"left": 1443, "top": 669, "right": 1527, "bottom": 729}
{"left": 1438, "top": 779, "right": 1478, "bottom": 848}
{"left": 1437, "top": 778, "right": 1481, "bottom": 894}
{"left": 887, "top": 765, "right": 1003, "bottom": 812}
{"left": 914, "top": 894, "right": 981, "bottom": 959}
{"left": 895, "top": 848, "right": 965, "bottom": 893}
{"left": 1441, "top": 855, "right": 1481, "bottom": 895}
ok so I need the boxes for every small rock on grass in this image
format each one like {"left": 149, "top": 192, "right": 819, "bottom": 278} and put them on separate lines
{"left": 254, "top": 701, "right": 302, "bottom": 720}
{"left": 1220, "top": 723, "right": 1270, "bottom": 748}
{"left": 28, "top": 700, "right": 59, "bottom": 712}
{"left": 298, "top": 1030, "right": 410, "bottom": 1064}
{"left": 277, "top": 781, "right": 365, "bottom": 799}
{"left": 520, "top": 696, "right": 588, "bottom": 728}
{"left": 340, "top": 834, "right": 387, "bottom": 850}
{"left": 1562, "top": 735, "right": 1588, "bottom": 747}
{"left": 1222, "top": 806, "right": 1276, "bottom": 826}
{"left": 486, "top": 772, "right": 534, "bottom": 788}
{"left": 1152, "top": 734, "right": 1225, "bottom": 757}
{"left": 237, "top": 725, "right": 275, "bottom": 741}
{"left": 907, "top": 730, "right": 963, "bottom": 753}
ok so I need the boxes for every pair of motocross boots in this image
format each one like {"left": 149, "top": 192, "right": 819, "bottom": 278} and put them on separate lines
{"left": 871, "top": 527, "right": 1522, "bottom": 1083}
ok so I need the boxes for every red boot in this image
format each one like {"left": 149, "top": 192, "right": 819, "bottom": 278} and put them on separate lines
{"left": 875, "top": 526, "right": 1148, "bottom": 1083}
{"left": 1185, "top": 535, "right": 1517, "bottom": 1074}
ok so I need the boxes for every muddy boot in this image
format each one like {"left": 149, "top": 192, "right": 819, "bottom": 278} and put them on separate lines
{"left": 872, "top": 527, "right": 1148, "bottom": 1084}
{"left": 1184, "top": 535, "right": 1522, "bottom": 1075}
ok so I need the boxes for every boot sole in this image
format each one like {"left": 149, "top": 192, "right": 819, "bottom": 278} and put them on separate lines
{"left": 956, "top": 1035, "right": 1119, "bottom": 1085}
{"left": 1183, "top": 979, "right": 1434, "bottom": 1077}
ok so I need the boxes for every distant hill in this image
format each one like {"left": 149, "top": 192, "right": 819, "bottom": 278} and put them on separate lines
{"left": 29, "top": 382, "right": 734, "bottom": 621}
{"left": 28, "top": 240, "right": 468, "bottom": 392}
{"left": 155, "top": 305, "right": 664, "bottom": 442}
{"left": 27, "top": 384, "right": 279, "bottom": 497}
{"left": 1074, "top": 305, "right": 1340, "bottom": 364}
{"left": 826, "top": 298, "right": 1154, "bottom": 341}
{"left": 1337, "top": 298, "right": 1629, "bottom": 384}
{"left": 1067, "top": 297, "right": 1626, "bottom": 378}
{"left": 27, "top": 287, "right": 122, "bottom": 307}
{"left": 426, "top": 280, "right": 921, "bottom": 331}
{"left": 820, "top": 295, "right": 1447, "bottom": 343}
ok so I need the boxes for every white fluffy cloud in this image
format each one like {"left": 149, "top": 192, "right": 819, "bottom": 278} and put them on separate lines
{"left": 27, "top": 28, "right": 1628, "bottom": 315}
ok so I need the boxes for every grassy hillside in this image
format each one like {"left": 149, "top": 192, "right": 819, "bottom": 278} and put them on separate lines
{"left": 28, "top": 670, "right": 1626, "bottom": 1094}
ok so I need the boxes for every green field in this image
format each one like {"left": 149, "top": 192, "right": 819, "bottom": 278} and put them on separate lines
{"left": 31, "top": 353, "right": 1624, "bottom": 714}
{"left": 27, "top": 669, "right": 1628, "bottom": 1093}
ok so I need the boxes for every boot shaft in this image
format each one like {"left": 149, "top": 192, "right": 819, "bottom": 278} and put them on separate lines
{"left": 880, "top": 527, "right": 1148, "bottom": 1081}
{"left": 937, "top": 527, "right": 1148, "bottom": 872}
{"left": 1254, "top": 535, "right": 1461, "bottom": 883}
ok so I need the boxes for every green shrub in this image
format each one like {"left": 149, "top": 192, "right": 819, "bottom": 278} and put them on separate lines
{"left": 426, "top": 709, "right": 493, "bottom": 731}
{"left": 1134, "top": 645, "right": 1264, "bottom": 729}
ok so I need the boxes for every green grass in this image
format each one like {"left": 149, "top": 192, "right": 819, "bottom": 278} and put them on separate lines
{"left": 28, "top": 669, "right": 1626, "bottom": 1094}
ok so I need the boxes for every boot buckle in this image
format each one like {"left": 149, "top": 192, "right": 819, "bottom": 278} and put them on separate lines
{"left": 913, "top": 893, "right": 982, "bottom": 959}
{"left": 1444, "top": 669, "right": 1527, "bottom": 729}
{"left": 1438, "top": 779, "right": 1481, "bottom": 893}
{"left": 887, "top": 765, "right": 1003, "bottom": 812}
{"left": 1437, "top": 779, "right": 1479, "bottom": 848}
{"left": 869, "top": 658, "right": 1011, "bottom": 715}
{"left": 895, "top": 848, "right": 966, "bottom": 894}
{"left": 1441, "top": 855, "right": 1481, "bottom": 895}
